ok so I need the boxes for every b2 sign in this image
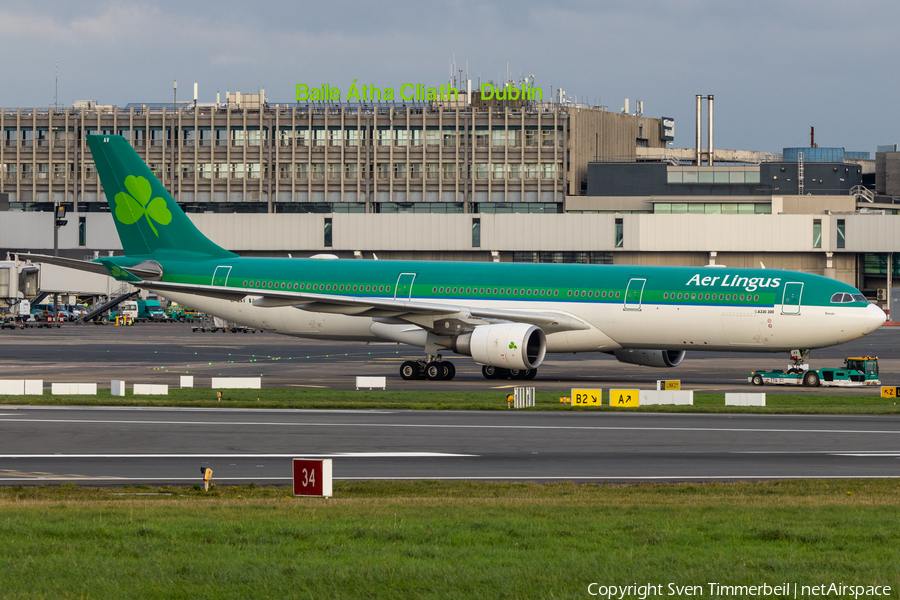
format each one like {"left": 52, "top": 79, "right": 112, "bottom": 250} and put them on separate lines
{"left": 293, "top": 458, "right": 333, "bottom": 497}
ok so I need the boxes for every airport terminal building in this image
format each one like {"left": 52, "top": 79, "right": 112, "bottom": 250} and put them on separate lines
{"left": 1, "top": 91, "right": 899, "bottom": 314}
{"left": 0, "top": 92, "right": 663, "bottom": 214}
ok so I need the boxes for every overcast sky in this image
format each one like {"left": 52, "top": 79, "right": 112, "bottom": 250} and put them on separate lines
{"left": 2, "top": 0, "right": 896, "bottom": 154}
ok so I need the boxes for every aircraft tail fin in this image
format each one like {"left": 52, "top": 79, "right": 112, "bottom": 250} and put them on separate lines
{"left": 87, "top": 134, "right": 236, "bottom": 259}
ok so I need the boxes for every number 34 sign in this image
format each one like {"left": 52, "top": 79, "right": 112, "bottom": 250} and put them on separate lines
{"left": 293, "top": 458, "right": 333, "bottom": 497}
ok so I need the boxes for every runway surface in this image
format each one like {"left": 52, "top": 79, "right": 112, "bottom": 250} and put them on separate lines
{"left": 0, "top": 322, "right": 897, "bottom": 393}
{"left": 0, "top": 324, "right": 897, "bottom": 485}
{"left": 1, "top": 406, "right": 899, "bottom": 484}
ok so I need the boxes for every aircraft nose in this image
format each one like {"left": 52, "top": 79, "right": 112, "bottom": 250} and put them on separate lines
{"left": 866, "top": 303, "right": 887, "bottom": 333}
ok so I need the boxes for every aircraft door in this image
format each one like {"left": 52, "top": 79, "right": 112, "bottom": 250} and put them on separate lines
{"left": 394, "top": 273, "right": 416, "bottom": 300}
{"left": 624, "top": 278, "right": 646, "bottom": 310}
{"left": 212, "top": 266, "right": 232, "bottom": 286}
{"left": 781, "top": 282, "right": 803, "bottom": 315}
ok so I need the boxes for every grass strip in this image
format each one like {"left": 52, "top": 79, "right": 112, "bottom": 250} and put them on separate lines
{"left": 0, "top": 480, "right": 898, "bottom": 599}
{"left": 1, "top": 388, "right": 899, "bottom": 414}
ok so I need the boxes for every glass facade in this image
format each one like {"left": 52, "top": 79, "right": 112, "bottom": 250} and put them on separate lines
{"left": 653, "top": 203, "right": 771, "bottom": 214}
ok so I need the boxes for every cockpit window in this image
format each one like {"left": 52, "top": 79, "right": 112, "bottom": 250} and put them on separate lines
{"left": 831, "top": 292, "right": 868, "bottom": 303}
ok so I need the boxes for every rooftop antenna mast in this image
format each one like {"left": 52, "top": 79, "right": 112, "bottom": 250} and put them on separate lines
{"left": 54, "top": 61, "right": 58, "bottom": 110}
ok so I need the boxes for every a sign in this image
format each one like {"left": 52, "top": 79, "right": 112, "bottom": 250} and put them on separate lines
{"left": 660, "top": 117, "right": 675, "bottom": 141}
{"left": 663, "top": 380, "right": 681, "bottom": 390}
{"left": 610, "top": 389, "right": 640, "bottom": 407}
{"left": 881, "top": 386, "right": 900, "bottom": 398}
{"left": 293, "top": 458, "right": 333, "bottom": 497}
{"left": 571, "top": 388, "right": 602, "bottom": 406}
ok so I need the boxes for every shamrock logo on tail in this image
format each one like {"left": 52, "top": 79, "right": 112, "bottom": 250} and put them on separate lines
{"left": 509, "top": 342, "right": 518, "bottom": 350}
{"left": 114, "top": 175, "right": 172, "bottom": 237}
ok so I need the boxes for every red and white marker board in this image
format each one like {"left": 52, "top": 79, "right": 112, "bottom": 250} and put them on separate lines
{"left": 293, "top": 458, "right": 333, "bottom": 497}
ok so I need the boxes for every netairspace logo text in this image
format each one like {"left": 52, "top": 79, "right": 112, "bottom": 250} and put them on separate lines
{"left": 586, "top": 582, "right": 892, "bottom": 599}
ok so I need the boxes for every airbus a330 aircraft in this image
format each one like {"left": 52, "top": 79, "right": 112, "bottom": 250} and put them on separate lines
{"left": 22, "top": 135, "right": 886, "bottom": 381}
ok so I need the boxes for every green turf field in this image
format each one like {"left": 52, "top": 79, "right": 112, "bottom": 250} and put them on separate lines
{"left": 0, "top": 481, "right": 897, "bottom": 599}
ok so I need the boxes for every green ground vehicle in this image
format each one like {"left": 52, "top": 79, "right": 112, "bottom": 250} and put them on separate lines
{"left": 137, "top": 300, "right": 167, "bottom": 322}
{"left": 166, "top": 303, "right": 201, "bottom": 322}
{"left": 748, "top": 356, "right": 881, "bottom": 388}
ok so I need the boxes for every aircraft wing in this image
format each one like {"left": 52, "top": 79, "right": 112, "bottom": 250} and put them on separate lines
{"left": 138, "top": 280, "right": 590, "bottom": 333}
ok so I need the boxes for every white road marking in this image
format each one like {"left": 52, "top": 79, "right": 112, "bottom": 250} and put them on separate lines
{"left": 832, "top": 453, "right": 900, "bottom": 457}
{"left": 0, "top": 452, "right": 476, "bottom": 458}
{"left": 0, "top": 475, "right": 897, "bottom": 481}
{"left": 0, "top": 417, "right": 899, "bottom": 435}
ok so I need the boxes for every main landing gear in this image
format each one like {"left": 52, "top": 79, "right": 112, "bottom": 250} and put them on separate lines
{"left": 400, "top": 356, "right": 457, "bottom": 381}
{"left": 481, "top": 365, "right": 537, "bottom": 380}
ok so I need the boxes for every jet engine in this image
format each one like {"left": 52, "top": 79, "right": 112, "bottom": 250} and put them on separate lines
{"left": 613, "top": 349, "right": 686, "bottom": 368}
{"left": 451, "top": 323, "right": 546, "bottom": 370}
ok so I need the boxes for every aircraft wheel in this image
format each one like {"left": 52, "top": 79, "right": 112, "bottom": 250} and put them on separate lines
{"left": 751, "top": 374, "right": 764, "bottom": 386}
{"left": 425, "top": 361, "right": 444, "bottom": 381}
{"left": 523, "top": 368, "right": 537, "bottom": 380}
{"left": 495, "top": 368, "right": 510, "bottom": 379}
{"left": 803, "top": 371, "right": 820, "bottom": 387}
{"left": 442, "top": 362, "right": 456, "bottom": 380}
{"left": 482, "top": 365, "right": 498, "bottom": 379}
{"left": 400, "top": 361, "right": 419, "bottom": 380}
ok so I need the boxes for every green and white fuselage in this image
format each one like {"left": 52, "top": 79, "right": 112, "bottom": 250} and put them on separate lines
{"left": 23, "top": 136, "right": 885, "bottom": 378}
{"left": 128, "top": 256, "right": 883, "bottom": 354}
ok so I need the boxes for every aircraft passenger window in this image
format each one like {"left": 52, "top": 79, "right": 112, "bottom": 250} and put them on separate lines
{"left": 513, "top": 289, "right": 518, "bottom": 295}
{"left": 352, "top": 285, "right": 357, "bottom": 291}
{"left": 554, "top": 290, "right": 558, "bottom": 296}
{"left": 567, "top": 291, "right": 572, "bottom": 297}
{"left": 754, "top": 295, "right": 759, "bottom": 301}
{"left": 739, "top": 294, "right": 745, "bottom": 301}
{"left": 243, "top": 280, "right": 248, "bottom": 286}
{"left": 677, "top": 293, "right": 682, "bottom": 299}
{"left": 467, "top": 288, "right": 471, "bottom": 294}
{"left": 615, "top": 292, "right": 620, "bottom": 298}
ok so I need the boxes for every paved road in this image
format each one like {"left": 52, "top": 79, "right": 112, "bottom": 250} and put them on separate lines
{"left": 0, "top": 322, "right": 897, "bottom": 393}
{"left": 0, "top": 406, "right": 899, "bottom": 484}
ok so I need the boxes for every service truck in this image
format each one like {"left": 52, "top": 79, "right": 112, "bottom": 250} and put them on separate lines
{"left": 748, "top": 356, "right": 881, "bottom": 388}
{"left": 137, "top": 300, "right": 166, "bottom": 322}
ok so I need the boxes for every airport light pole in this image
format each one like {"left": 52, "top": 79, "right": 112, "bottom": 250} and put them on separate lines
{"left": 52, "top": 202, "right": 68, "bottom": 322}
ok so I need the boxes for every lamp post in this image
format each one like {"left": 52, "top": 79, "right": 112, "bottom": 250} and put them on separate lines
{"left": 52, "top": 203, "right": 68, "bottom": 322}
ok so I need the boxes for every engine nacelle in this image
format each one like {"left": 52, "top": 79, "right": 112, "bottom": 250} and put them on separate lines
{"left": 451, "top": 323, "right": 546, "bottom": 370}
{"left": 613, "top": 349, "right": 686, "bottom": 368}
